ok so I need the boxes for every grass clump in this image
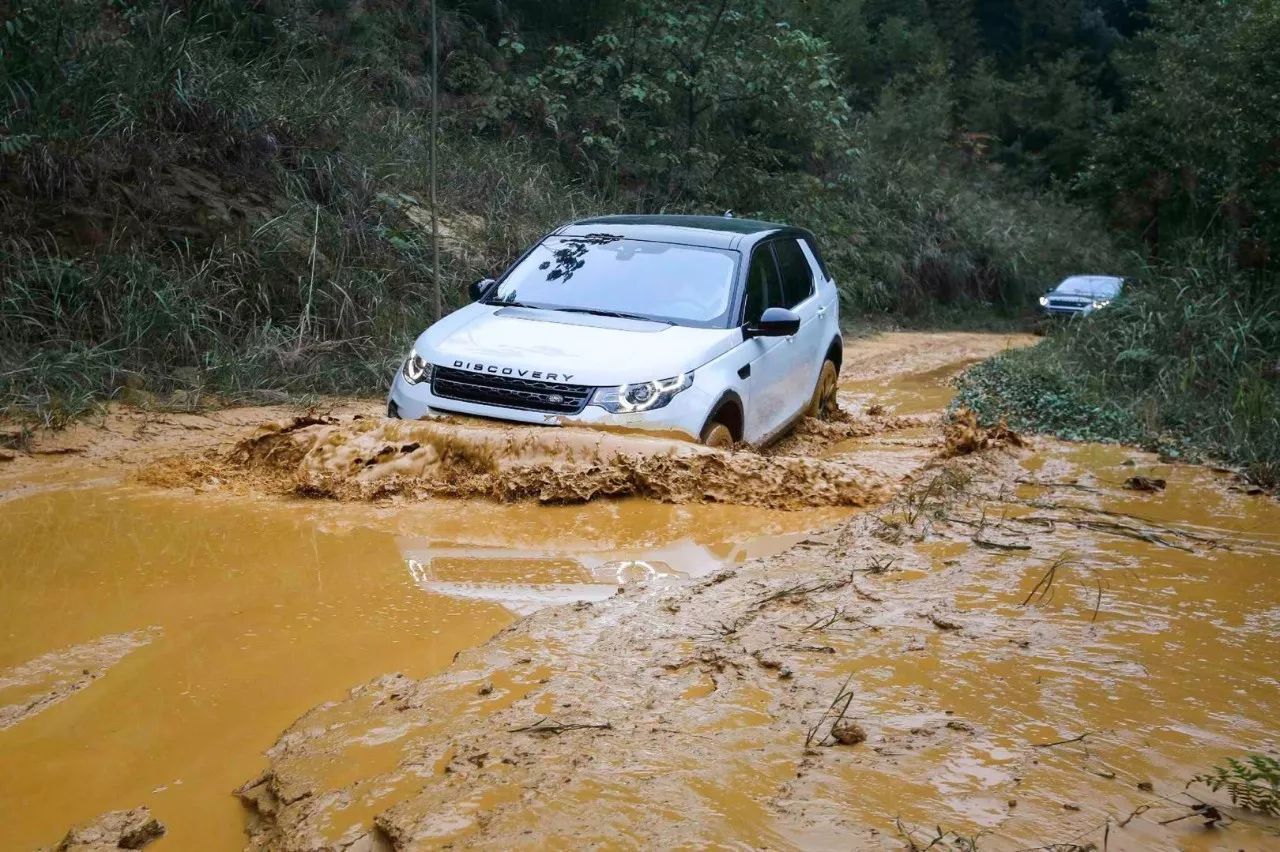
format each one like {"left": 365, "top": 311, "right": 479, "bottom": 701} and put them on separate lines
{"left": 954, "top": 255, "right": 1280, "bottom": 487}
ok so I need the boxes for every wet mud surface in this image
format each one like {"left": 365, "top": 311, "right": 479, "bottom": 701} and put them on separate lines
{"left": 3, "top": 331, "right": 1277, "bottom": 850}
{"left": 236, "top": 444, "right": 1280, "bottom": 852}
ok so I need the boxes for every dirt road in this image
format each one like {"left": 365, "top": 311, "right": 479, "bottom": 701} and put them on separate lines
{"left": 4, "top": 331, "right": 1278, "bottom": 850}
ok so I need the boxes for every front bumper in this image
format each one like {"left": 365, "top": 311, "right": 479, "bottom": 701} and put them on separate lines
{"left": 387, "top": 370, "right": 716, "bottom": 442}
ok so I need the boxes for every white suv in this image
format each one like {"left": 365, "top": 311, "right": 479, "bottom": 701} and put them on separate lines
{"left": 387, "top": 214, "right": 842, "bottom": 447}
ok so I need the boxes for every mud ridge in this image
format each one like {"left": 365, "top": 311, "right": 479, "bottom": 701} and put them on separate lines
{"left": 141, "top": 416, "right": 896, "bottom": 509}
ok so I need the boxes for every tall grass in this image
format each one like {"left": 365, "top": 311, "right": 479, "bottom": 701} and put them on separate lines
{"left": 0, "top": 1, "right": 604, "bottom": 422}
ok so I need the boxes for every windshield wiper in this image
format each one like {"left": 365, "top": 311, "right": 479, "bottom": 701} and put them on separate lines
{"left": 485, "top": 299, "right": 546, "bottom": 310}
{"left": 553, "top": 307, "right": 673, "bottom": 324}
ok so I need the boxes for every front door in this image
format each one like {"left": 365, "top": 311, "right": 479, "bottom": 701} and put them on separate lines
{"left": 739, "top": 242, "right": 793, "bottom": 442}
{"left": 772, "top": 237, "right": 826, "bottom": 401}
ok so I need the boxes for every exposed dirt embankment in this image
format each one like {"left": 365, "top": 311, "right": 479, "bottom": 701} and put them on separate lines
{"left": 139, "top": 414, "right": 904, "bottom": 510}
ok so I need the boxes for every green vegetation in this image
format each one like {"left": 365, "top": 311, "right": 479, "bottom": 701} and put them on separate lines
{"left": 1, "top": 1, "right": 1276, "bottom": 482}
{"left": 957, "top": 0, "right": 1280, "bottom": 486}
{"left": 1193, "top": 755, "right": 1280, "bottom": 817}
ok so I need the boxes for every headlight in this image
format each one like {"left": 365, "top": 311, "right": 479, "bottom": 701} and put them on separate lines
{"left": 402, "top": 348, "right": 433, "bottom": 385}
{"left": 1092, "top": 299, "right": 1111, "bottom": 309}
{"left": 591, "top": 373, "right": 693, "bottom": 413}
{"left": 1038, "top": 295, "right": 1049, "bottom": 306}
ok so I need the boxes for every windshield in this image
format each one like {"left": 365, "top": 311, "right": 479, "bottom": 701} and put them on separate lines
{"left": 1057, "top": 276, "right": 1123, "bottom": 297}
{"left": 486, "top": 235, "right": 740, "bottom": 327}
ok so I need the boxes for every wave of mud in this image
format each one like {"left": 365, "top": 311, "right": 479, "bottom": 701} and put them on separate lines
{"left": 140, "top": 415, "right": 896, "bottom": 510}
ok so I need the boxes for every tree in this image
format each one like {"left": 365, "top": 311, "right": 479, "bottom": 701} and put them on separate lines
{"left": 480, "top": 0, "right": 850, "bottom": 205}
{"left": 1083, "top": 0, "right": 1280, "bottom": 264}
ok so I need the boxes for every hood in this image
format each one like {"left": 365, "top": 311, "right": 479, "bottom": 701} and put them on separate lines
{"left": 415, "top": 304, "right": 741, "bottom": 386}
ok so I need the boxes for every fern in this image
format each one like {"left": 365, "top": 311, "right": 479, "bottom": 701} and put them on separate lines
{"left": 1193, "top": 755, "right": 1280, "bottom": 816}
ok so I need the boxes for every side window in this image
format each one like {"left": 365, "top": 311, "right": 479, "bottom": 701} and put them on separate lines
{"left": 774, "top": 239, "right": 814, "bottom": 308}
{"left": 743, "top": 243, "right": 782, "bottom": 325}
{"left": 801, "top": 236, "right": 830, "bottom": 281}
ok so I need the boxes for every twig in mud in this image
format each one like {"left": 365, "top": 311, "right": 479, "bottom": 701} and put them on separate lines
{"left": 802, "top": 607, "right": 846, "bottom": 631}
{"left": 973, "top": 537, "right": 1032, "bottom": 551}
{"left": 648, "top": 726, "right": 712, "bottom": 740}
{"left": 1034, "top": 731, "right": 1095, "bottom": 748}
{"left": 507, "top": 717, "right": 613, "bottom": 736}
{"left": 866, "top": 555, "right": 898, "bottom": 574}
{"left": 805, "top": 673, "right": 856, "bottom": 748}
{"left": 1021, "top": 553, "right": 1076, "bottom": 607}
{"left": 1118, "top": 804, "right": 1152, "bottom": 827}
{"left": 1015, "top": 478, "right": 1103, "bottom": 493}
{"left": 1016, "top": 514, "right": 1195, "bottom": 552}
{"left": 1158, "top": 802, "right": 1226, "bottom": 827}
{"left": 751, "top": 573, "right": 855, "bottom": 610}
{"left": 1091, "top": 578, "right": 1105, "bottom": 623}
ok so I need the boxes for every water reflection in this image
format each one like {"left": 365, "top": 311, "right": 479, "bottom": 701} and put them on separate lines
{"left": 400, "top": 538, "right": 728, "bottom": 615}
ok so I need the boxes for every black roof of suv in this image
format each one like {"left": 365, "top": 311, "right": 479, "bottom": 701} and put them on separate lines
{"left": 556, "top": 214, "right": 812, "bottom": 251}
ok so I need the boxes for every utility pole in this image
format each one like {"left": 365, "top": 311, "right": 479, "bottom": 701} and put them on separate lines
{"left": 430, "top": 0, "right": 441, "bottom": 320}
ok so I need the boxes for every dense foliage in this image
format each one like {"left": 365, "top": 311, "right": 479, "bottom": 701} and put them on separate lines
{"left": 0, "top": 0, "right": 1276, "bottom": 481}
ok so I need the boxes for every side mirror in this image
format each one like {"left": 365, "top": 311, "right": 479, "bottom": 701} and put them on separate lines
{"left": 469, "top": 278, "right": 496, "bottom": 301}
{"left": 746, "top": 307, "right": 801, "bottom": 338}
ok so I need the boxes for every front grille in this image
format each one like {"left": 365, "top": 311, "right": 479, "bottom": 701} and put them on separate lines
{"left": 430, "top": 366, "right": 592, "bottom": 414}
{"left": 1048, "top": 298, "right": 1089, "bottom": 309}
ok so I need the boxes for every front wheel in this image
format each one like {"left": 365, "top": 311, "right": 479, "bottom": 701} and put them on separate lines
{"left": 807, "top": 359, "right": 839, "bottom": 419}
{"left": 700, "top": 420, "right": 735, "bottom": 449}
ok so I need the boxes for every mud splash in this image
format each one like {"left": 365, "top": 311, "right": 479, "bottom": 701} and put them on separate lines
{"left": 141, "top": 415, "right": 895, "bottom": 509}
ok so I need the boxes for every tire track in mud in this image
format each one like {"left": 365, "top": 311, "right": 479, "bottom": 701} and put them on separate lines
{"left": 0, "top": 630, "right": 159, "bottom": 730}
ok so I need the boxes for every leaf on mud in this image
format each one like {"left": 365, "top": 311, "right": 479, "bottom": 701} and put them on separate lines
{"left": 831, "top": 721, "right": 867, "bottom": 745}
{"left": 1124, "top": 475, "right": 1167, "bottom": 492}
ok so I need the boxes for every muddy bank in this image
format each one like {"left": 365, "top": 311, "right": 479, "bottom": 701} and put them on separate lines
{"left": 140, "top": 415, "right": 902, "bottom": 510}
{"left": 40, "top": 807, "right": 164, "bottom": 852}
{"left": 236, "top": 440, "right": 1280, "bottom": 850}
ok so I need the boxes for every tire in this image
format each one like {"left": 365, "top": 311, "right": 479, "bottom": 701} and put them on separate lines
{"left": 701, "top": 420, "right": 734, "bottom": 449}
{"left": 807, "top": 359, "right": 839, "bottom": 419}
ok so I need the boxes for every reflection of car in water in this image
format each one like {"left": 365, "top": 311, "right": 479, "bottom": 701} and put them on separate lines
{"left": 387, "top": 214, "right": 843, "bottom": 448}
{"left": 398, "top": 539, "right": 733, "bottom": 616}
{"left": 1039, "top": 275, "right": 1124, "bottom": 317}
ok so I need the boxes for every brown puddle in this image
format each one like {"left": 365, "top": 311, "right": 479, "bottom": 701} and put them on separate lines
{"left": 0, "top": 479, "right": 847, "bottom": 850}
{"left": 4, "top": 331, "right": 1277, "bottom": 851}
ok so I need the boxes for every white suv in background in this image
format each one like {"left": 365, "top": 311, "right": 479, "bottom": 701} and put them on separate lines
{"left": 1040, "top": 274, "right": 1124, "bottom": 317}
{"left": 387, "top": 214, "right": 842, "bottom": 447}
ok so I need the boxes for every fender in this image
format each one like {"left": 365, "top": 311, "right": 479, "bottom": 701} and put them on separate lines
{"left": 701, "top": 389, "right": 745, "bottom": 442}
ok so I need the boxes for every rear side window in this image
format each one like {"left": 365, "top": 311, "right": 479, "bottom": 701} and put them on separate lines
{"left": 801, "top": 236, "right": 830, "bottom": 281}
{"left": 743, "top": 243, "right": 782, "bottom": 325}
{"left": 774, "top": 239, "right": 814, "bottom": 308}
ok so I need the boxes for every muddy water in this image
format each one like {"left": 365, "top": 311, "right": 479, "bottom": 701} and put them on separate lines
{"left": 804, "top": 444, "right": 1280, "bottom": 848}
{"left": 0, "top": 477, "right": 846, "bottom": 850}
